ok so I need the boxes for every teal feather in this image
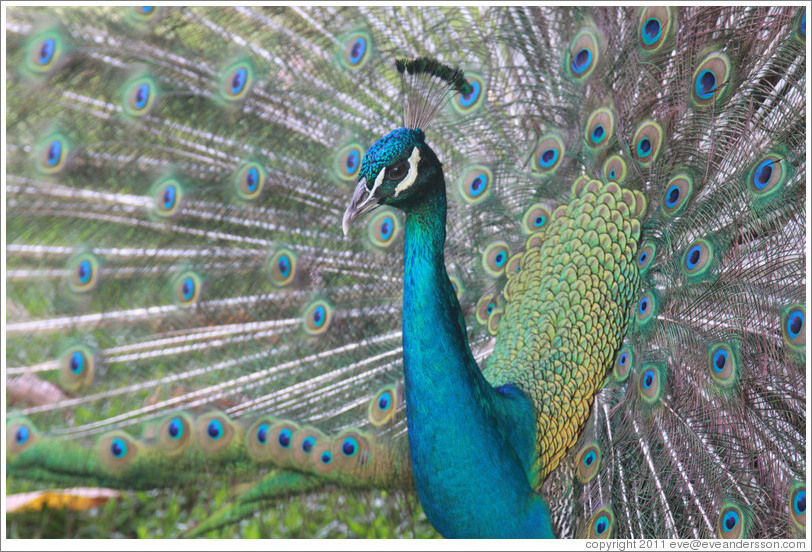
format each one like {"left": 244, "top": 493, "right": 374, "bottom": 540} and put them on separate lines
{"left": 5, "top": 6, "right": 806, "bottom": 539}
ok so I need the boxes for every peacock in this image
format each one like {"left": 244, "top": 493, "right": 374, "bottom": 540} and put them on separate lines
{"left": 4, "top": 5, "right": 807, "bottom": 540}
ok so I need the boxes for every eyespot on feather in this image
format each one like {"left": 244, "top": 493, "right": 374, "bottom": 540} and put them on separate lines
{"left": 267, "top": 248, "right": 297, "bottom": 287}
{"left": 717, "top": 503, "right": 747, "bottom": 539}
{"left": 451, "top": 73, "right": 485, "bottom": 114}
{"left": 303, "top": 300, "right": 332, "bottom": 335}
{"left": 708, "top": 343, "right": 738, "bottom": 388}
{"left": 576, "top": 443, "right": 601, "bottom": 483}
{"left": 476, "top": 294, "right": 499, "bottom": 325}
{"left": 691, "top": 53, "right": 731, "bottom": 107}
{"left": 335, "top": 143, "right": 363, "bottom": 181}
{"left": 682, "top": 238, "right": 714, "bottom": 278}
{"left": 310, "top": 439, "right": 335, "bottom": 475}
{"left": 153, "top": 178, "right": 183, "bottom": 217}
{"left": 662, "top": 174, "right": 693, "bottom": 215}
{"left": 782, "top": 306, "right": 805, "bottom": 348}
{"left": 523, "top": 203, "right": 551, "bottom": 234}
{"left": 368, "top": 384, "right": 399, "bottom": 426}
{"left": 638, "top": 7, "right": 672, "bottom": 52}
{"left": 638, "top": 363, "right": 665, "bottom": 404}
{"left": 613, "top": 346, "right": 633, "bottom": 382}
{"left": 790, "top": 484, "right": 806, "bottom": 532}
{"left": 631, "top": 121, "right": 662, "bottom": 166}
{"left": 585, "top": 108, "right": 614, "bottom": 149}
{"left": 7, "top": 419, "right": 38, "bottom": 456}
{"left": 59, "top": 344, "right": 96, "bottom": 391}
{"left": 291, "top": 426, "right": 327, "bottom": 466}
{"left": 246, "top": 416, "right": 276, "bottom": 462}
{"left": 234, "top": 162, "right": 266, "bottom": 200}
{"left": 532, "top": 135, "right": 565, "bottom": 173}
{"left": 67, "top": 253, "right": 100, "bottom": 293}
{"left": 219, "top": 60, "right": 253, "bottom": 101}
{"left": 568, "top": 29, "right": 600, "bottom": 79}
{"left": 487, "top": 308, "right": 503, "bottom": 336}
{"left": 482, "top": 241, "right": 511, "bottom": 277}
{"left": 748, "top": 155, "right": 787, "bottom": 196}
{"left": 458, "top": 165, "right": 492, "bottom": 204}
{"left": 122, "top": 76, "right": 157, "bottom": 117}
{"left": 193, "top": 412, "right": 236, "bottom": 455}
{"left": 367, "top": 210, "right": 401, "bottom": 248}
{"left": 571, "top": 175, "right": 591, "bottom": 197}
{"left": 35, "top": 132, "right": 71, "bottom": 174}
{"left": 505, "top": 253, "right": 523, "bottom": 279}
{"left": 635, "top": 290, "right": 657, "bottom": 327}
{"left": 448, "top": 274, "right": 464, "bottom": 301}
{"left": 602, "top": 155, "right": 627, "bottom": 183}
{"left": 586, "top": 507, "right": 614, "bottom": 538}
{"left": 526, "top": 232, "right": 546, "bottom": 250}
{"left": 331, "top": 430, "right": 371, "bottom": 473}
{"left": 24, "top": 29, "right": 67, "bottom": 75}
{"left": 130, "top": 6, "right": 162, "bottom": 21}
{"left": 341, "top": 32, "right": 372, "bottom": 70}
{"left": 157, "top": 413, "right": 193, "bottom": 455}
{"left": 173, "top": 271, "right": 201, "bottom": 306}
{"left": 636, "top": 243, "right": 655, "bottom": 274}
{"left": 98, "top": 432, "right": 139, "bottom": 473}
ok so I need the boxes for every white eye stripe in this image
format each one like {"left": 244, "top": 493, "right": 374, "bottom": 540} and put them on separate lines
{"left": 370, "top": 168, "right": 386, "bottom": 197}
{"left": 394, "top": 147, "right": 421, "bottom": 197}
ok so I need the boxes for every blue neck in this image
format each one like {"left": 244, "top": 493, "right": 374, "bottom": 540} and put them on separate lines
{"left": 400, "top": 184, "right": 554, "bottom": 538}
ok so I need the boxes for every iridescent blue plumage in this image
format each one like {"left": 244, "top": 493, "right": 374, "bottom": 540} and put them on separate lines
{"left": 348, "top": 126, "right": 553, "bottom": 537}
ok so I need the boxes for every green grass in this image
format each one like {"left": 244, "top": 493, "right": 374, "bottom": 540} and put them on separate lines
{"left": 6, "top": 485, "right": 441, "bottom": 539}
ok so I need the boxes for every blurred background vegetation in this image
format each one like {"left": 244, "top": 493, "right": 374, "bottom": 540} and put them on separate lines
{"left": 6, "top": 478, "right": 441, "bottom": 538}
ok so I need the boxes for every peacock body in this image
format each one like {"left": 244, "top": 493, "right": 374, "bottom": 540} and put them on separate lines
{"left": 5, "top": 5, "right": 807, "bottom": 539}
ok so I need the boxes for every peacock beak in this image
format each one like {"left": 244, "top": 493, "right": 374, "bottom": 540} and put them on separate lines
{"left": 342, "top": 177, "right": 381, "bottom": 236}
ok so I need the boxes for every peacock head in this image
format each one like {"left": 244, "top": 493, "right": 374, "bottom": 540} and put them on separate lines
{"left": 342, "top": 126, "right": 442, "bottom": 235}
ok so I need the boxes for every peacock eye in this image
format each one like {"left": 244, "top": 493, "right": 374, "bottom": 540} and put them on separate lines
{"left": 386, "top": 161, "right": 408, "bottom": 182}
